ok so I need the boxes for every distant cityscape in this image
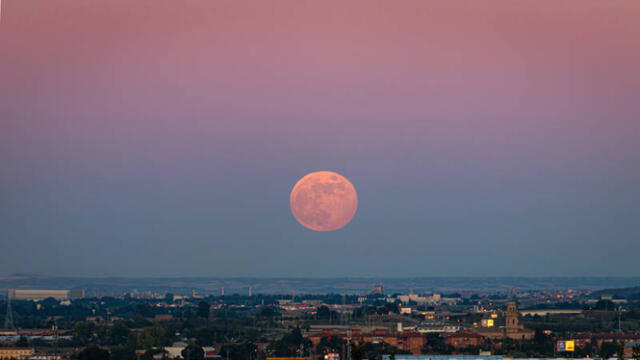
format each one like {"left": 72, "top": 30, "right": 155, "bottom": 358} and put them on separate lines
{"left": 1, "top": 277, "right": 639, "bottom": 360}
{"left": 2, "top": 276, "right": 640, "bottom": 297}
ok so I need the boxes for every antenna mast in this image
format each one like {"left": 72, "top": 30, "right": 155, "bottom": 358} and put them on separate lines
{"left": 4, "top": 290, "right": 15, "bottom": 329}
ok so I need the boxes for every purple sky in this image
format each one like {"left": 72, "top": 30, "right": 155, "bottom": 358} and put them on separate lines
{"left": 1, "top": 0, "right": 639, "bottom": 277}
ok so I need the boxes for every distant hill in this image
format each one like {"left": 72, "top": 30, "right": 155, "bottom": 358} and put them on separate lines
{"left": 592, "top": 285, "right": 640, "bottom": 299}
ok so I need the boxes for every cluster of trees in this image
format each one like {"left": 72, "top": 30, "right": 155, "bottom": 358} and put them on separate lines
{"left": 77, "top": 343, "right": 207, "bottom": 360}
{"left": 421, "top": 334, "right": 454, "bottom": 354}
{"left": 267, "top": 327, "right": 312, "bottom": 357}
{"left": 68, "top": 322, "right": 170, "bottom": 360}
{"left": 0, "top": 297, "right": 177, "bottom": 330}
{"left": 352, "top": 303, "right": 400, "bottom": 318}
{"left": 73, "top": 321, "right": 130, "bottom": 345}
{"left": 0, "top": 294, "right": 297, "bottom": 331}
{"left": 486, "top": 331, "right": 556, "bottom": 358}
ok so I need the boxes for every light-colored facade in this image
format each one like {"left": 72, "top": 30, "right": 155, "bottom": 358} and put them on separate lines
{"left": 520, "top": 309, "right": 582, "bottom": 316}
{"left": 9, "top": 289, "right": 70, "bottom": 301}
{"left": 0, "top": 348, "right": 35, "bottom": 359}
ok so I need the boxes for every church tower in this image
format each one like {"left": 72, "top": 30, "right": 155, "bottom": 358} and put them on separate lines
{"left": 505, "top": 301, "right": 521, "bottom": 332}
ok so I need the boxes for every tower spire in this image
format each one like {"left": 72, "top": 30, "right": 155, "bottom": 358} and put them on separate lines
{"left": 4, "top": 290, "right": 15, "bottom": 329}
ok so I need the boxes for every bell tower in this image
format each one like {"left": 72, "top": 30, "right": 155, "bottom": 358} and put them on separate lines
{"left": 505, "top": 301, "right": 521, "bottom": 332}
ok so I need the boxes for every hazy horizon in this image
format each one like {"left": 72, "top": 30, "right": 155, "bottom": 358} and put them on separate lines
{"left": 1, "top": 0, "right": 639, "bottom": 278}
{"left": 3, "top": 275, "right": 639, "bottom": 295}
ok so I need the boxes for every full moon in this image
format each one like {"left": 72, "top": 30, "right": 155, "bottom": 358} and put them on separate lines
{"left": 290, "top": 171, "right": 358, "bottom": 232}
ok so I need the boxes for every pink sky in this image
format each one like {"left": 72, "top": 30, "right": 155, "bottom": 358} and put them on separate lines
{"left": 0, "top": 1, "right": 639, "bottom": 276}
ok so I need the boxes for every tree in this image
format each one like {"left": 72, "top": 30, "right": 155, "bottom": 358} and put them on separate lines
{"left": 139, "top": 326, "right": 168, "bottom": 350}
{"left": 69, "top": 306, "right": 91, "bottom": 322}
{"left": 618, "top": 343, "right": 625, "bottom": 360}
{"left": 383, "top": 302, "right": 399, "bottom": 314}
{"left": 197, "top": 301, "right": 210, "bottom": 319}
{"left": 632, "top": 344, "right": 640, "bottom": 360}
{"left": 141, "top": 349, "right": 167, "bottom": 360}
{"left": 164, "top": 293, "right": 174, "bottom": 304}
{"left": 16, "top": 336, "right": 29, "bottom": 347}
{"left": 135, "top": 303, "right": 155, "bottom": 318}
{"left": 423, "top": 333, "right": 453, "bottom": 355}
{"left": 594, "top": 300, "right": 616, "bottom": 311}
{"left": 125, "top": 333, "right": 139, "bottom": 351}
{"left": 532, "top": 329, "right": 554, "bottom": 356}
{"left": 268, "top": 327, "right": 312, "bottom": 357}
{"left": 317, "top": 306, "right": 332, "bottom": 320}
{"left": 74, "top": 321, "right": 96, "bottom": 344}
{"left": 360, "top": 342, "right": 409, "bottom": 360}
{"left": 41, "top": 297, "right": 60, "bottom": 308}
{"left": 316, "top": 336, "right": 346, "bottom": 355}
{"left": 195, "top": 327, "right": 217, "bottom": 346}
{"left": 220, "top": 342, "right": 257, "bottom": 360}
{"left": 350, "top": 341, "right": 364, "bottom": 360}
{"left": 601, "top": 341, "right": 621, "bottom": 358}
{"left": 182, "top": 344, "right": 205, "bottom": 360}
{"left": 110, "top": 346, "right": 136, "bottom": 360}
{"left": 96, "top": 323, "right": 110, "bottom": 345}
{"left": 260, "top": 307, "right": 279, "bottom": 318}
{"left": 78, "top": 345, "right": 110, "bottom": 360}
{"left": 110, "top": 322, "right": 130, "bottom": 345}
{"left": 576, "top": 341, "right": 594, "bottom": 358}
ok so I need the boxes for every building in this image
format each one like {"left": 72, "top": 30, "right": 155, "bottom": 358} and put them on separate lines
{"left": 624, "top": 342, "right": 640, "bottom": 358}
{"left": 572, "top": 333, "right": 640, "bottom": 348}
{"left": 480, "top": 312, "right": 498, "bottom": 328}
{"left": 382, "top": 355, "right": 504, "bottom": 360}
{"left": 372, "top": 284, "right": 384, "bottom": 294}
{"left": 164, "top": 342, "right": 188, "bottom": 359}
{"left": 0, "top": 348, "right": 35, "bottom": 359}
{"left": 415, "top": 322, "right": 460, "bottom": 334}
{"left": 308, "top": 329, "right": 426, "bottom": 355}
{"left": 476, "top": 302, "right": 534, "bottom": 340}
{"left": 164, "top": 343, "right": 221, "bottom": 359}
{"left": 203, "top": 346, "right": 222, "bottom": 359}
{"left": 9, "top": 289, "right": 70, "bottom": 301}
{"left": 0, "top": 329, "right": 71, "bottom": 343}
{"left": 445, "top": 330, "right": 485, "bottom": 349}
{"left": 153, "top": 314, "right": 174, "bottom": 322}
{"left": 520, "top": 309, "right": 582, "bottom": 317}
{"left": 504, "top": 302, "right": 534, "bottom": 340}
{"left": 396, "top": 293, "right": 446, "bottom": 305}
{"left": 27, "top": 355, "right": 62, "bottom": 360}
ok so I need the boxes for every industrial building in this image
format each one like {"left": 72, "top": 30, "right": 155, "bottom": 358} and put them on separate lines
{"left": 6, "top": 289, "right": 84, "bottom": 301}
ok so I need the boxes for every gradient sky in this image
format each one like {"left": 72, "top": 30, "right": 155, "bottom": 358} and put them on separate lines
{"left": 1, "top": 0, "right": 639, "bottom": 277}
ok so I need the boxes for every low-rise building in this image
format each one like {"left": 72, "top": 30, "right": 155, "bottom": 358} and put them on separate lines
{"left": 153, "top": 314, "right": 174, "bottom": 322}
{"left": 0, "top": 348, "right": 35, "bottom": 359}
{"left": 9, "top": 289, "right": 70, "bottom": 301}
{"left": 624, "top": 342, "right": 640, "bottom": 358}
{"left": 445, "top": 330, "right": 485, "bottom": 348}
{"left": 308, "top": 329, "right": 426, "bottom": 355}
{"left": 573, "top": 333, "right": 640, "bottom": 348}
{"left": 416, "top": 322, "right": 461, "bottom": 334}
{"left": 520, "top": 309, "right": 582, "bottom": 317}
